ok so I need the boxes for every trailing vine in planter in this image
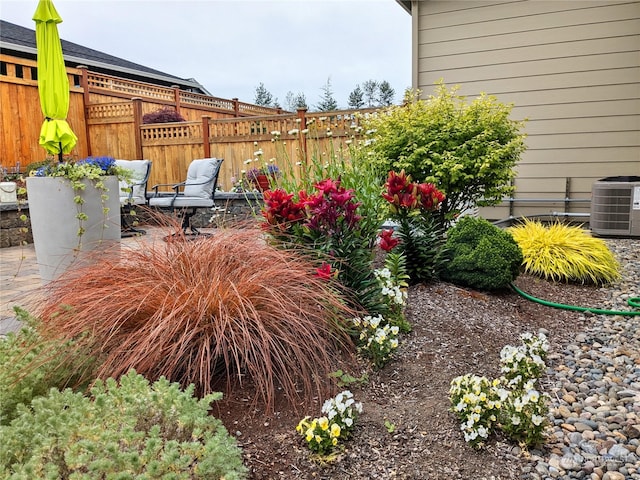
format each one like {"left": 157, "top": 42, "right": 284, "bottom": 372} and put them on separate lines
{"left": 30, "top": 156, "right": 132, "bottom": 246}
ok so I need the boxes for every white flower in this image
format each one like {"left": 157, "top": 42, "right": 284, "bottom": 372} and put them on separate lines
{"left": 531, "top": 414, "right": 544, "bottom": 426}
{"left": 253, "top": 149, "right": 263, "bottom": 156}
{"left": 511, "top": 415, "right": 521, "bottom": 425}
{"left": 271, "top": 130, "right": 281, "bottom": 136}
{"left": 368, "top": 315, "right": 382, "bottom": 329}
{"left": 243, "top": 159, "right": 253, "bottom": 165}
{"left": 288, "top": 128, "right": 299, "bottom": 135}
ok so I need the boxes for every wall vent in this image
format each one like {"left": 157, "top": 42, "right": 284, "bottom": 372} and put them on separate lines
{"left": 590, "top": 176, "right": 640, "bottom": 238}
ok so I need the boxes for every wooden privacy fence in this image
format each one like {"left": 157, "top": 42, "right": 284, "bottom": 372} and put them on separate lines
{"left": 0, "top": 54, "right": 283, "bottom": 170}
{"left": 139, "top": 108, "right": 379, "bottom": 191}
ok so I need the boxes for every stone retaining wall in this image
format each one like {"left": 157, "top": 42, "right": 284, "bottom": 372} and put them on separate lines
{"left": 0, "top": 192, "right": 264, "bottom": 248}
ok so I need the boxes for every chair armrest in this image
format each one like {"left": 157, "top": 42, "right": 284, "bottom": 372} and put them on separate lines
{"left": 150, "top": 181, "right": 185, "bottom": 197}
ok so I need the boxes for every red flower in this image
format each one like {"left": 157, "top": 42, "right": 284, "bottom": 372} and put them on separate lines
{"left": 383, "top": 170, "right": 419, "bottom": 210}
{"left": 315, "top": 262, "right": 332, "bottom": 279}
{"left": 261, "top": 188, "right": 305, "bottom": 230}
{"left": 378, "top": 229, "right": 399, "bottom": 252}
{"left": 417, "top": 183, "right": 445, "bottom": 211}
{"left": 314, "top": 178, "right": 340, "bottom": 195}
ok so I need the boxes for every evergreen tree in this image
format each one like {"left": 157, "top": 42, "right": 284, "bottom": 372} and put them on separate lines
{"left": 378, "top": 81, "right": 395, "bottom": 106}
{"left": 347, "top": 85, "right": 365, "bottom": 109}
{"left": 316, "top": 78, "right": 338, "bottom": 112}
{"left": 285, "top": 91, "right": 309, "bottom": 111}
{"left": 254, "top": 82, "right": 274, "bottom": 107}
{"left": 362, "top": 80, "right": 379, "bottom": 107}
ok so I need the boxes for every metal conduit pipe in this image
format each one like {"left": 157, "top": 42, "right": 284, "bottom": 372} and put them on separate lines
{"left": 492, "top": 212, "right": 590, "bottom": 227}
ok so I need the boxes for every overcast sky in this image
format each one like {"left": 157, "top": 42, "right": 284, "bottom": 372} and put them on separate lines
{"left": 1, "top": 0, "right": 412, "bottom": 109}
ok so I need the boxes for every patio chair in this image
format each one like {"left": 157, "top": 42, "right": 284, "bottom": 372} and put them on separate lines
{"left": 148, "top": 158, "right": 223, "bottom": 237}
{"left": 115, "top": 159, "right": 152, "bottom": 236}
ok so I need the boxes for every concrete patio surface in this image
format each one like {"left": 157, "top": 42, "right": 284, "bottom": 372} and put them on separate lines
{"left": 0, "top": 226, "right": 215, "bottom": 335}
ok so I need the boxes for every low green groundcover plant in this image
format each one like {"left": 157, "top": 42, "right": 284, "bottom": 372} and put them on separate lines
{"left": 0, "top": 370, "right": 247, "bottom": 479}
{"left": 450, "top": 332, "right": 550, "bottom": 448}
{"left": 440, "top": 216, "right": 523, "bottom": 290}
{"left": 509, "top": 219, "right": 620, "bottom": 285}
{"left": 0, "top": 308, "right": 94, "bottom": 426}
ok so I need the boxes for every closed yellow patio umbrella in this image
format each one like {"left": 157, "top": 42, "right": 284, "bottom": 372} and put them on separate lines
{"left": 33, "top": 0, "right": 77, "bottom": 160}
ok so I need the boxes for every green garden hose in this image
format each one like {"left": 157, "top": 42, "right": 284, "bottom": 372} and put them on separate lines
{"left": 510, "top": 283, "right": 640, "bottom": 316}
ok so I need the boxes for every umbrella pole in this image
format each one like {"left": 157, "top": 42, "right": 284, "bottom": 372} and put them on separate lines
{"left": 59, "top": 142, "right": 63, "bottom": 163}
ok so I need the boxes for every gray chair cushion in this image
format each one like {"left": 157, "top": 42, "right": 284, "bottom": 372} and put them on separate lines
{"left": 150, "top": 196, "right": 214, "bottom": 208}
{"left": 183, "top": 159, "right": 219, "bottom": 198}
{"left": 115, "top": 159, "right": 151, "bottom": 205}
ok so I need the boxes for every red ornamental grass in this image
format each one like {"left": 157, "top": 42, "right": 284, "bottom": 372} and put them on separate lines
{"left": 32, "top": 228, "right": 355, "bottom": 411}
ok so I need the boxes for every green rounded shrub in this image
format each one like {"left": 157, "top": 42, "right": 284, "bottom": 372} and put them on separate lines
{"left": 440, "top": 217, "right": 523, "bottom": 290}
{"left": 0, "top": 370, "right": 247, "bottom": 479}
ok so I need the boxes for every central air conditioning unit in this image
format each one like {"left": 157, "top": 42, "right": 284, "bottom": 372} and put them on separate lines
{"left": 590, "top": 176, "right": 640, "bottom": 237}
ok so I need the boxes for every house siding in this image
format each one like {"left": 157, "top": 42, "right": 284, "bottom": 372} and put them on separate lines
{"left": 413, "top": 0, "right": 640, "bottom": 220}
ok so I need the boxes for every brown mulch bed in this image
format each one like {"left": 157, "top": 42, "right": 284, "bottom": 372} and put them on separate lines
{"left": 213, "top": 275, "right": 606, "bottom": 480}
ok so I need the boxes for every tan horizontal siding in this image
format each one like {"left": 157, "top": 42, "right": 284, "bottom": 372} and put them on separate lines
{"left": 414, "top": 0, "right": 640, "bottom": 220}
{"left": 523, "top": 115, "right": 640, "bottom": 135}
{"left": 420, "top": 0, "right": 632, "bottom": 25}
{"left": 512, "top": 99, "right": 640, "bottom": 119}
{"left": 429, "top": 68, "right": 639, "bottom": 97}
{"left": 419, "top": 19, "right": 639, "bottom": 56}
{"left": 492, "top": 84, "right": 640, "bottom": 108}
{"left": 522, "top": 147, "right": 639, "bottom": 165}
{"left": 418, "top": 2, "right": 639, "bottom": 43}
{"left": 421, "top": 36, "right": 639, "bottom": 71}
{"left": 420, "top": 52, "right": 639, "bottom": 83}
{"left": 515, "top": 161, "right": 638, "bottom": 178}
{"left": 525, "top": 131, "right": 638, "bottom": 149}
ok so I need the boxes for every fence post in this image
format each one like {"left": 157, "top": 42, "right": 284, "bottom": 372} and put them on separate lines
{"left": 132, "top": 98, "right": 144, "bottom": 160}
{"left": 233, "top": 98, "right": 240, "bottom": 117}
{"left": 202, "top": 116, "right": 211, "bottom": 158}
{"left": 77, "top": 65, "right": 92, "bottom": 156}
{"left": 297, "top": 108, "right": 308, "bottom": 164}
{"left": 172, "top": 85, "right": 181, "bottom": 115}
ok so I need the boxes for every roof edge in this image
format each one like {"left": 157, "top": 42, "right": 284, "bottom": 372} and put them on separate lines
{"left": 1, "top": 40, "right": 204, "bottom": 90}
{"left": 396, "top": 0, "right": 411, "bottom": 15}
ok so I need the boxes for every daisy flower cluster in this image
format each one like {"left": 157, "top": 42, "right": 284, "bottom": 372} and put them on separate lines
{"left": 500, "top": 378, "right": 549, "bottom": 446}
{"left": 351, "top": 314, "right": 400, "bottom": 369}
{"left": 449, "top": 332, "right": 550, "bottom": 448}
{"left": 500, "top": 332, "right": 549, "bottom": 387}
{"left": 374, "top": 268, "right": 407, "bottom": 306}
{"left": 449, "top": 374, "right": 507, "bottom": 448}
{"left": 296, "top": 390, "right": 363, "bottom": 455}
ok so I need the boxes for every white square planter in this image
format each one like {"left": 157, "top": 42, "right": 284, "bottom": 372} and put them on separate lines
{"left": 26, "top": 176, "right": 121, "bottom": 283}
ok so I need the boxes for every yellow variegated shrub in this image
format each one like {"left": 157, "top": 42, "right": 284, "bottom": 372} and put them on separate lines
{"left": 509, "top": 220, "right": 620, "bottom": 285}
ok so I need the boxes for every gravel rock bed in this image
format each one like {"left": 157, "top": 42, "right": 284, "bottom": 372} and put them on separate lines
{"left": 526, "top": 239, "right": 640, "bottom": 480}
